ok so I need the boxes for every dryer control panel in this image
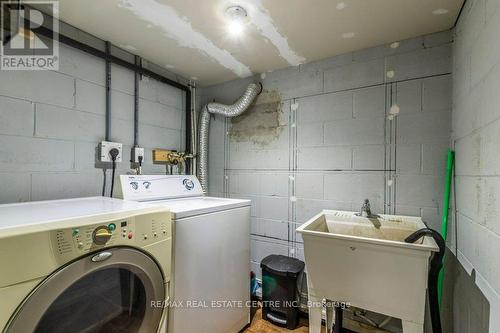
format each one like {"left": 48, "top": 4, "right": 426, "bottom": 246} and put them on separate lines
{"left": 51, "top": 211, "right": 171, "bottom": 263}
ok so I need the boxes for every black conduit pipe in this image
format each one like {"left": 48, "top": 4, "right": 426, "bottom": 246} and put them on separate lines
{"left": 105, "top": 41, "right": 111, "bottom": 141}
{"left": 404, "top": 228, "right": 446, "bottom": 333}
{"left": 134, "top": 55, "right": 140, "bottom": 147}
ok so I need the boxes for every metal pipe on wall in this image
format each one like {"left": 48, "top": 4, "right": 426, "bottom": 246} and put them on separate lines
{"left": 197, "top": 82, "right": 262, "bottom": 193}
{"left": 190, "top": 82, "right": 197, "bottom": 175}
{"left": 105, "top": 41, "right": 111, "bottom": 141}
{"left": 134, "top": 55, "right": 140, "bottom": 147}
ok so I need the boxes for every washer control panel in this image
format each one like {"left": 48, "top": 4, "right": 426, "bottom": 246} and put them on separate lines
{"left": 51, "top": 211, "right": 171, "bottom": 263}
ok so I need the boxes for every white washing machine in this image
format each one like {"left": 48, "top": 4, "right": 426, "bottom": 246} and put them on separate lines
{"left": 117, "top": 175, "right": 251, "bottom": 333}
{"left": 0, "top": 197, "right": 172, "bottom": 333}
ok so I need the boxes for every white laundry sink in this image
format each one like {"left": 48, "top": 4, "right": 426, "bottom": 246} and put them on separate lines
{"left": 296, "top": 210, "right": 439, "bottom": 333}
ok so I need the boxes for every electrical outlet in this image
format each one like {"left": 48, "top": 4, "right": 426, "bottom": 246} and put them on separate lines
{"left": 131, "top": 147, "right": 145, "bottom": 164}
{"left": 99, "top": 141, "right": 123, "bottom": 162}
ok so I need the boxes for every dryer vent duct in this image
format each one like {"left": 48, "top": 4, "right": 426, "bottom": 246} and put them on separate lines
{"left": 197, "top": 82, "right": 262, "bottom": 193}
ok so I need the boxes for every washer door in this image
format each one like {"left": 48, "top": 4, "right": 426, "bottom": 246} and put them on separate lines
{"left": 5, "top": 247, "right": 165, "bottom": 333}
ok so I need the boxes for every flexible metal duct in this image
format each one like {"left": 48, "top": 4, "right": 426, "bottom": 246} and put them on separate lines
{"left": 197, "top": 82, "right": 262, "bottom": 192}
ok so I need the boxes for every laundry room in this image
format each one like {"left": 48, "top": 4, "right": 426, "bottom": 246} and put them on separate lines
{"left": 0, "top": 0, "right": 498, "bottom": 332}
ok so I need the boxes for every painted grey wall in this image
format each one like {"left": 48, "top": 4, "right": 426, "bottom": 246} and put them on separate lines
{"left": 0, "top": 44, "right": 186, "bottom": 203}
{"left": 451, "top": 0, "right": 500, "bottom": 331}
{"left": 200, "top": 30, "right": 453, "bottom": 289}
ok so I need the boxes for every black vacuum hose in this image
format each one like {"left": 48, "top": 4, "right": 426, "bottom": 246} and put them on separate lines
{"left": 404, "top": 228, "right": 446, "bottom": 333}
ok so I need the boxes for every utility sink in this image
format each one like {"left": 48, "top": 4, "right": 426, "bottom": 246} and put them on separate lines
{"left": 297, "top": 210, "right": 438, "bottom": 333}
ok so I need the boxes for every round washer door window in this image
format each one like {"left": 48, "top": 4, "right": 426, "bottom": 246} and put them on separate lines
{"left": 5, "top": 247, "right": 165, "bottom": 333}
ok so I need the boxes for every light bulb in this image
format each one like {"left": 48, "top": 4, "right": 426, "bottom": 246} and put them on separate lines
{"left": 227, "top": 19, "right": 244, "bottom": 37}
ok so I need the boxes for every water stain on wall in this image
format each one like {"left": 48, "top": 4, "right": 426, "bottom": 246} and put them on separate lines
{"left": 228, "top": 89, "right": 284, "bottom": 146}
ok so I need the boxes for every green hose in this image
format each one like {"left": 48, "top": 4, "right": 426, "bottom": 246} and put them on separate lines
{"left": 438, "top": 150, "right": 454, "bottom": 308}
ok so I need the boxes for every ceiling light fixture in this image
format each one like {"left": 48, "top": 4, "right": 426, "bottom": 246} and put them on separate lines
{"left": 432, "top": 8, "right": 449, "bottom": 15}
{"left": 225, "top": 5, "right": 248, "bottom": 37}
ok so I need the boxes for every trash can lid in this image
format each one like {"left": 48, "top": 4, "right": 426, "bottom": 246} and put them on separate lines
{"left": 260, "top": 254, "right": 305, "bottom": 277}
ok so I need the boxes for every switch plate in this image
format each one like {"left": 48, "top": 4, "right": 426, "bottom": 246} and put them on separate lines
{"left": 131, "top": 147, "right": 145, "bottom": 164}
{"left": 99, "top": 141, "right": 123, "bottom": 162}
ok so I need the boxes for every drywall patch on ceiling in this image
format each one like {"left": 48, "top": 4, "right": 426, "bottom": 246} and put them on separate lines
{"left": 118, "top": 0, "right": 252, "bottom": 78}
{"left": 241, "top": 0, "right": 305, "bottom": 66}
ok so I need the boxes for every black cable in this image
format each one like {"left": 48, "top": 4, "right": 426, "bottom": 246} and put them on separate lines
{"left": 405, "top": 228, "right": 445, "bottom": 333}
{"left": 110, "top": 160, "right": 116, "bottom": 197}
{"left": 109, "top": 148, "right": 119, "bottom": 198}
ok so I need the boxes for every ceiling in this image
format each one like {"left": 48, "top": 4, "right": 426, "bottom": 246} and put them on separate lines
{"left": 52, "top": 0, "right": 463, "bottom": 86}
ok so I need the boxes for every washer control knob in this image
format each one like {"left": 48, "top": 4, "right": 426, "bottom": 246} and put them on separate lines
{"left": 143, "top": 234, "right": 148, "bottom": 240}
{"left": 77, "top": 242, "right": 84, "bottom": 249}
{"left": 130, "top": 182, "right": 139, "bottom": 190}
{"left": 93, "top": 226, "right": 112, "bottom": 245}
{"left": 128, "top": 232, "right": 133, "bottom": 239}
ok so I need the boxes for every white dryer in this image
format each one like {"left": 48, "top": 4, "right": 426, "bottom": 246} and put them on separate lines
{"left": 117, "top": 175, "right": 251, "bottom": 333}
{"left": 0, "top": 197, "right": 172, "bottom": 333}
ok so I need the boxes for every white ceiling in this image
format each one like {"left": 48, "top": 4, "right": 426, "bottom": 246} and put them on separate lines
{"left": 54, "top": 0, "right": 463, "bottom": 86}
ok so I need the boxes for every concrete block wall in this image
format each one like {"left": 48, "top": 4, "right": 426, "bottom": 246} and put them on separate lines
{"left": 451, "top": 0, "right": 500, "bottom": 331}
{"left": 0, "top": 44, "right": 186, "bottom": 203}
{"left": 200, "top": 30, "right": 453, "bottom": 282}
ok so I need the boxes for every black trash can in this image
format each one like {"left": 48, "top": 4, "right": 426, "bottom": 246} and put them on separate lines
{"left": 260, "top": 254, "right": 305, "bottom": 330}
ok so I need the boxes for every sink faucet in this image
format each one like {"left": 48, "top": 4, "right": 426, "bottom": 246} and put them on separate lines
{"left": 355, "top": 199, "right": 380, "bottom": 219}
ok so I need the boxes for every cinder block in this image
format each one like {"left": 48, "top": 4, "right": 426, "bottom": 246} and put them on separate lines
{"left": 138, "top": 124, "right": 181, "bottom": 149}
{"left": 229, "top": 172, "right": 260, "bottom": 195}
{"left": 353, "top": 36, "right": 425, "bottom": 62}
{"left": 477, "top": 61, "right": 500, "bottom": 129}
{"left": 57, "top": 45, "right": 105, "bottom": 85}
{"left": 352, "top": 145, "right": 385, "bottom": 170}
{"left": 75, "top": 80, "right": 105, "bottom": 115}
{"left": 297, "top": 123, "right": 324, "bottom": 147}
{"left": 35, "top": 104, "right": 104, "bottom": 142}
{"left": 324, "top": 118, "right": 385, "bottom": 145}
{"left": 422, "top": 75, "right": 452, "bottom": 112}
{"left": 0, "top": 96, "right": 34, "bottom": 136}
{"left": 263, "top": 66, "right": 323, "bottom": 100}
{"left": 140, "top": 99, "right": 183, "bottom": 130}
{"left": 295, "top": 198, "right": 352, "bottom": 223}
{"left": 262, "top": 219, "right": 289, "bottom": 240}
{"left": 396, "top": 79, "right": 422, "bottom": 114}
{"left": 0, "top": 173, "right": 31, "bottom": 203}
{"left": 297, "top": 146, "right": 351, "bottom": 170}
{"left": 324, "top": 59, "right": 385, "bottom": 93}
{"left": 229, "top": 148, "right": 289, "bottom": 170}
{"left": 74, "top": 141, "right": 98, "bottom": 171}
{"left": 111, "top": 65, "right": 134, "bottom": 94}
{"left": 397, "top": 110, "right": 451, "bottom": 144}
{"left": 396, "top": 144, "right": 422, "bottom": 174}
{"left": 422, "top": 141, "right": 450, "bottom": 175}
{"left": 353, "top": 86, "right": 386, "bottom": 119}
{"left": 0, "top": 71, "right": 75, "bottom": 108}
{"left": 385, "top": 45, "right": 452, "bottom": 82}
{"left": 470, "top": 2, "right": 500, "bottom": 87}
{"left": 158, "top": 83, "right": 184, "bottom": 110}
{"left": 299, "top": 53, "right": 353, "bottom": 72}
{"left": 111, "top": 118, "right": 134, "bottom": 146}
{"left": 323, "top": 173, "right": 385, "bottom": 211}
{"left": 139, "top": 77, "right": 159, "bottom": 102}
{"left": 261, "top": 173, "right": 289, "bottom": 197}
{"left": 0, "top": 136, "right": 74, "bottom": 172}
{"left": 395, "top": 174, "right": 442, "bottom": 208}
{"left": 297, "top": 91, "right": 353, "bottom": 124}
{"left": 454, "top": 132, "right": 481, "bottom": 176}
{"left": 295, "top": 173, "right": 324, "bottom": 199}
{"left": 250, "top": 235, "right": 289, "bottom": 264}
{"left": 479, "top": 118, "right": 500, "bottom": 176}
{"left": 112, "top": 91, "right": 134, "bottom": 121}
{"left": 31, "top": 171, "right": 102, "bottom": 201}
{"left": 455, "top": 176, "right": 481, "bottom": 223}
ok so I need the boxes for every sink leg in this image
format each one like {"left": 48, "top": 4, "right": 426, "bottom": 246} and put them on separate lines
{"left": 402, "top": 320, "right": 424, "bottom": 333}
{"left": 308, "top": 295, "right": 322, "bottom": 333}
{"left": 325, "top": 301, "right": 334, "bottom": 333}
